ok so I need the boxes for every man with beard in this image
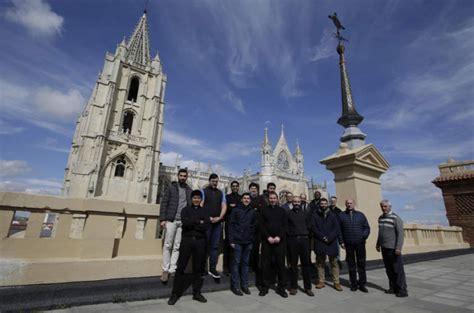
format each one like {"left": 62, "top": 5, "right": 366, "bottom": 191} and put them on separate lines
{"left": 224, "top": 181, "right": 241, "bottom": 275}
{"left": 308, "top": 190, "right": 322, "bottom": 214}
{"left": 259, "top": 191, "right": 288, "bottom": 298}
{"left": 312, "top": 198, "right": 342, "bottom": 291}
{"left": 201, "top": 173, "right": 227, "bottom": 279}
{"left": 159, "top": 168, "right": 192, "bottom": 283}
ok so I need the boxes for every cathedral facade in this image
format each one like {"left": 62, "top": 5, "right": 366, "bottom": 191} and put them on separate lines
{"left": 157, "top": 126, "right": 326, "bottom": 202}
{"left": 62, "top": 13, "right": 166, "bottom": 204}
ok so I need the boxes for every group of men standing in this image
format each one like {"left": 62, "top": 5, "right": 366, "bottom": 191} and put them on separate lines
{"left": 159, "top": 169, "right": 408, "bottom": 306}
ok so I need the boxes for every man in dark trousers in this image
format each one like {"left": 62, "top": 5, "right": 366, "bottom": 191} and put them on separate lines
{"left": 168, "top": 190, "right": 210, "bottom": 305}
{"left": 339, "top": 199, "right": 370, "bottom": 292}
{"left": 248, "top": 182, "right": 266, "bottom": 291}
{"left": 224, "top": 181, "right": 241, "bottom": 275}
{"left": 201, "top": 173, "right": 227, "bottom": 279}
{"left": 159, "top": 168, "right": 192, "bottom": 283}
{"left": 228, "top": 193, "right": 256, "bottom": 296}
{"left": 259, "top": 191, "right": 288, "bottom": 298}
{"left": 286, "top": 196, "right": 314, "bottom": 297}
{"left": 311, "top": 198, "right": 342, "bottom": 291}
{"left": 377, "top": 200, "right": 408, "bottom": 298}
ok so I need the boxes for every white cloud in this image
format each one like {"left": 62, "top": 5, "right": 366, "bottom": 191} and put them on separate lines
{"left": 223, "top": 91, "right": 245, "bottom": 114}
{"left": 4, "top": 0, "right": 64, "bottom": 37}
{"left": 0, "top": 119, "right": 25, "bottom": 135}
{"left": 36, "top": 137, "right": 70, "bottom": 153}
{"left": 0, "top": 79, "right": 84, "bottom": 134}
{"left": 309, "top": 27, "right": 337, "bottom": 63}
{"left": 32, "top": 87, "right": 85, "bottom": 120}
{"left": 0, "top": 160, "right": 31, "bottom": 178}
{"left": 0, "top": 178, "right": 62, "bottom": 195}
{"left": 383, "top": 137, "right": 474, "bottom": 160}
{"left": 367, "top": 19, "right": 474, "bottom": 129}
{"left": 162, "top": 130, "right": 202, "bottom": 147}
{"left": 382, "top": 165, "right": 439, "bottom": 193}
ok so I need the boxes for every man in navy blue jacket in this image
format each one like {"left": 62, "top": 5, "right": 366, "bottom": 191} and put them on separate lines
{"left": 311, "top": 198, "right": 342, "bottom": 291}
{"left": 339, "top": 199, "right": 370, "bottom": 292}
{"left": 228, "top": 193, "right": 256, "bottom": 296}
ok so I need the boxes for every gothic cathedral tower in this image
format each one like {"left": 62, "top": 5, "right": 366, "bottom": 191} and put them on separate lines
{"left": 62, "top": 12, "right": 166, "bottom": 204}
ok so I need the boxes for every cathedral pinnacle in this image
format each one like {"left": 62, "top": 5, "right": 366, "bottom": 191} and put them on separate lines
{"left": 295, "top": 140, "right": 302, "bottom": 156}
{"left": 263, "top": 127, "right": 270, "bottom": 146}
{"left": 126, "top": 12, "right": 151, "bottom": 66}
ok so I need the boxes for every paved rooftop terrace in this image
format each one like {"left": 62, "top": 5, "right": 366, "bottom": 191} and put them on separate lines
{"left": 52, "top": 253, "right": 473, "bottom": 313}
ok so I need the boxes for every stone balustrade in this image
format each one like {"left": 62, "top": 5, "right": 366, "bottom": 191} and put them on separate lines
{"left": 402, "top": 223, "right": 468, "bottom": 254}
{"left": 0, "top": 192, "right": 162, "bottom": 286}
{"left": 0, "top": 191, "right": 469, "bottom": 287}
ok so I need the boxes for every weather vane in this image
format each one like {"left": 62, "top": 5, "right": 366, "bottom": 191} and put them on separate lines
{"left": 328, "top": 12, "right": 348, "bottom": 43}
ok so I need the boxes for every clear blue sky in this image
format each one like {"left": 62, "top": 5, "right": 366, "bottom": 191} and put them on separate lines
{"left": 1, "top": 0, "right": 473, "bottom": 225}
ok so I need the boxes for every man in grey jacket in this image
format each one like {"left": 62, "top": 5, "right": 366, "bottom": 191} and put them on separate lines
{"left": 160, "top": 168, "right": 192, "bottom": 283}
{"left": 376, "top": 200, "right": 408, "bottom": 297}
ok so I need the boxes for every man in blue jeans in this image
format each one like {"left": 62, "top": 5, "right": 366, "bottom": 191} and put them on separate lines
{"left": 228, "top": 193, "right": 256, "bottom": 296}
{"left": 201, "top": 173, "right": 227, "bottom": 279}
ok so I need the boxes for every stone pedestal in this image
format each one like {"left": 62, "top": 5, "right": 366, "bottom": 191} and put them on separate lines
{"left": 320, "top": 143, "right": 390, "bottom": 260}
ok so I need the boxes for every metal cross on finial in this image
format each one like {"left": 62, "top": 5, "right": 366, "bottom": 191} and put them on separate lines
{"left": 328, "top": 12, "right": 348, "bottom": 43}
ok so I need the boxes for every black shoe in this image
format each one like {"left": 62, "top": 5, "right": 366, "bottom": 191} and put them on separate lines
{"left": 168, "top": 295, "right": 179, "bottom": 305}
{"left": 359, "top": 286, "right": 368, "bottom": 293}
{"left": 259, "top": 290, "right": 268, "bottom": 297}
{"left": 209, "top": 269, "right": 221, "bottom": 279}
{"left": 305, "top": 289, "right": 315, "bottom": 297}
{"left": 276, "top": 289, "right": 288, "bottom": 298}
{"left": 350, "top": 286, "right": 358, "bottom": 292}
{"left": 396, "top": 292, "right": 408, "bottom": 298}
{"left": 193, "top": 293, "right": 207, "bottom": 303}
{"left": 385, "top": 288, "right": 395, "bottom": 294}
{"left": 242, "top": 288, "right": 251, "bottom": 295}
{"left": 231, "top": 288, "right": 243, "bottom": 296}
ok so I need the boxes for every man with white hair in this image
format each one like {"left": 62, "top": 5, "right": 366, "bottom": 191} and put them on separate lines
{"left": 376, "top": 200, "right": 408, "bottom": 298}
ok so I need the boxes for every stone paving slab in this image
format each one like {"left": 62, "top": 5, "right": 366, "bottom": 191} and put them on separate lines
{"left": 50, "top": 253, "right": 474, "bottom": 313}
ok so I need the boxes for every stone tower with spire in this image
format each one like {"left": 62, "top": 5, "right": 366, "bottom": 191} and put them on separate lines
{"left": 62, "top": 12, "right": 167, "bottom": 204}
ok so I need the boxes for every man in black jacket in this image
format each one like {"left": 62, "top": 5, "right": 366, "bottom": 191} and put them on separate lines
{"left": 259, "top": 191, "right": 288, "bottom": 298}
{"left": 308, "top": 190, "right": 322, "bottom": 214}
{"left": 168, "top": 190, "right": 210, "bottom": 305}
{"left": 159, "top": 168, "right": 192, "bottom": 283}
{"left": 224, "top": 181, "right": 241, "bottom": 275}
{"left": 287, "top": 196, "right": 314, "bottom": 296}
{"left": 228, "top": 193, "right": 256, "bottom": 296}
{"left": 339, "top": 199, "right": 370, "bottom": 292}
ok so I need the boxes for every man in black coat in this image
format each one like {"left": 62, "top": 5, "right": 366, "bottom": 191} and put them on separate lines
{"left": 308, "top": 190, "right": 322, "bottom": 215}
{"left": 287, "top": 196, "right": 314, "bottom": 296}
{"left": 259, "top": 191, "right": 288, "bottom": 298}
{"left": 168, "top": 190, "right": 210, "bottom": 305}
{"left": 311, "top": 198, "right": 342, "bottom": 291}
{"left": 339, "top": 199, "right": 370, "bottom": 292}
{"left": 159, "top": 168, "right": 192, "bottom": 283}
{"left": 224, "top": 181, "right": 241, "bottom": 275}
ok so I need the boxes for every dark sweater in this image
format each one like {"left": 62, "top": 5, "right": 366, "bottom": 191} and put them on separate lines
{"left": 181, "top": 205, "right": 210, "bottom": 238}
{"left": 287, "top": 206, "right": 311, "bottom": 237}
{"left": 259, "top": 204, "right": 287, "bottom": 239}
{"left": 338, "top": 209, "right": 370, "bottom": 245}
{"left": 229, "top": 204, "right": 257, "bottom": 244}
{"left": 203, "top": 186, "right": 223, "bottom": 217}
{"left": 225, "top": 192, "right": 241, "bottom": 222}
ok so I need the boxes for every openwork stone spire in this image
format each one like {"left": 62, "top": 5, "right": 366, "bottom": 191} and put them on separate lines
{"left": 126, "top": 12, "right": 151, "bottom": 66}
{"left": 295, "top": 139, "right": 302, "bottom": 156}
